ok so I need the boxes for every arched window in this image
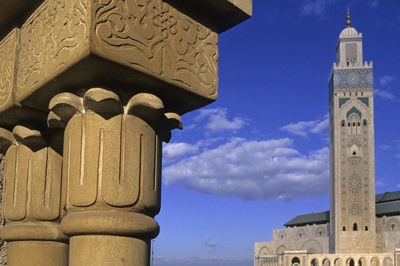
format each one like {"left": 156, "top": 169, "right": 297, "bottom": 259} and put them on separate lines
{"left": 343, "top": 226, "right": 346, "bottom": 231}
{"left": 292, "top": 257, "right": 300, "bottom": 266}
{"left": 353, "top": 223, "right": 358, "bottom": 231}
{"left": 346, "top": 109, "right": 362, "bottom": 135}
{"left": 311, "top": 259, "right": 318, "bottom": 266}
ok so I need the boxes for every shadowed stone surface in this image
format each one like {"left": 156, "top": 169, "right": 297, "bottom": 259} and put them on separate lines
{"left": 0, "top": 1, "right": 252, "bottom": 265}
{"left": 0, "top": 155, "right": 6, "bottom": 266}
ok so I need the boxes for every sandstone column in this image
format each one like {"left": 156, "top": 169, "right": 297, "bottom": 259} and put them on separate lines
{"left": 0, "top": 126, "right": 68, "bottom": 266}
{"left": 0, "top": 0, "right": 252, "bottom": 265}
{"left": 48, "top": 88, "right": 181, "bottom": 265}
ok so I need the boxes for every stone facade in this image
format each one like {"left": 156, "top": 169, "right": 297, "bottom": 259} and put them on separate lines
{"left": 255, "top": 224, "right": 330, "bottom": 256}
{"left": 255, "top": 18, "right": 399, "bottom": 266}
{"left": 329, "top": 25, "right": 376, "bottom": 254}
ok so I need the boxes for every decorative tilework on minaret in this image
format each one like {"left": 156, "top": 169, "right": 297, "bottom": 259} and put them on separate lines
{"left": 328, "top": 13, "right": 376, "bottom": 254}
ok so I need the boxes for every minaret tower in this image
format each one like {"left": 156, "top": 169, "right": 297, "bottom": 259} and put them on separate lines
{"left": 328, "top": 10, "right": 376, "bottom": 253}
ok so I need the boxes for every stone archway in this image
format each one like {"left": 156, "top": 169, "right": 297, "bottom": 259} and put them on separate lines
{"left": 322, "top": 258, "right": 331, "bottom": 266}
{"left": 301, "top": 239, "right": 323, "bottom": 254}
{"left": 370, "top": 257, "right": 379, "bottom": 266}
{"left": 276, "top": 245, "right": 287, "bottom": 255}
{"left": 383, "top": 257, "right": 393, "bottom": 266}
{"left": 292, "top": 257, "right": 301, "bottom": 266}
{"left": 258, "top": 246, "right": 272, "bottom": 257}
{"left": 334, "top": 258, "right": 342, "bottom": 266}
{"left": 311, "top": 258, "right": 319, "bottom": 266}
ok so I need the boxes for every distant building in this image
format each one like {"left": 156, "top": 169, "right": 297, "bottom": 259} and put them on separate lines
{"left": 254, "top": 12, "right": 400, "bottom": 266}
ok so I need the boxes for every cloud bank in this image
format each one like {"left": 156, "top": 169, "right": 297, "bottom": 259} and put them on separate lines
{"left": 280, "top": 115, "right": 329, "bottom": 137}
{"left": 192, "top": 108, "right": 247, "bottom": 132}
{"left": 163, "top": 138, "right": 329, "bottom": 201}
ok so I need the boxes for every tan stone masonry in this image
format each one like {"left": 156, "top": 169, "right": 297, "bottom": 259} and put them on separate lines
{"left": 0, "top": 0, "right": 252, "bottom": 265}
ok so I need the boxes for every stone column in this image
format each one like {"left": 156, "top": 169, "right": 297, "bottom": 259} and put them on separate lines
{"left": 0, "top": 126, "right": 68, "bottom": 266}
{"left": 0, "top": 0, "right": 252, "bottom": 265}
{"left": 395, "top": 248, "right": 400, "bottom": 266}
{"left": 48, "top": 88, "right": 181, "bottom": 266}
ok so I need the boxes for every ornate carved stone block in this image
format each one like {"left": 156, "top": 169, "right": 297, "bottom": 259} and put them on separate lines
{"left": 92, "top": 0, "right": 218, "bottom": 96}
{"left": 13, "top": 0, "right": 218, "bottom": 114}
{"left": 0, "top": 29, "right": 19, "bottom": 112}
{"left": 16, "top": 0, "right": 90, "bottom": 104}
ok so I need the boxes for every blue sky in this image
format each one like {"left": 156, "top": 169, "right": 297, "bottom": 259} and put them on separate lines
{"left": 154, "top": 1, "right": 400, "bottom": 265}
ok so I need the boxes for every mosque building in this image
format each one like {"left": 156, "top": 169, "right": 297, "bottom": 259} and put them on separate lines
{"left": 254, "top": 12, "right": 400, "bottom": 266}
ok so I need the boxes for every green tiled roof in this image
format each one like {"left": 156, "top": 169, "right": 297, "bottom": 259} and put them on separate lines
{"left": 284, "top": 211, "right": 329, "bottom": 227}
{"left": 376, "top": 191, "right": 400, "bottom": 203}
{"left": 285, "top": 191, "right": 400, "bottom": 227}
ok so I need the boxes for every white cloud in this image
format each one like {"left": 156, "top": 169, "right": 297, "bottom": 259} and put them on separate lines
{"left": 368, "top": 0, "right": 378, "bottom": 8}
{"left": 203, "top": 237, "right": 217, "bottom": 248}
{"left": 374, "top": 89, "right": 395, "bottom": 100}
{"left": 193, "top": 108, "right": 246, "bottom": 132}
{"left": 377, "top": 144, "right": 392, "bottom": 151}
{"left": 394, "top": 141, "right": 400, "bottom": 161}
{"left": 376, "top": 181, "right": 385, "bottom": 187}
{"left": 299, "top": 0, "right": 336, "bottom": 17}
{"left": 299, "top": 0, "right": 379, "bottom": 17}
{"left": 163, "top": 138, "right": 329, "bottom": 201}
{"left": 281, "top": 116, "right": 329, "bottom": 137}
{"left": 163, "top": 142, "right": 199, "bottom": 164}
{"left": 379, "top": 75, "right": 395, "bottom": 86}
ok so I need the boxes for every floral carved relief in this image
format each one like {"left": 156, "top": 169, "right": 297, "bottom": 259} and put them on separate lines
{"left": 16, "top": 0, "right": 89, "bottom": 101}
{"left": 0, "top": 29, "right": 18, "bottom": 111}
{"left": 93, "top": 0, "right": 218, "bottom": 97}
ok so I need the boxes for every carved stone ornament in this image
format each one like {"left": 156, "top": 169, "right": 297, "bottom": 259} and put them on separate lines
{"left": 0, "top": 0, "right": 218, "bottom": 115}
{"left": 0, "top": 126, "right": 66, "bottom": 242}
{"left": 0, "top": 29, "right": 19, "bottom": 112}
{"left": 48, "top": 88, "right": 181, "bottom": 237}
{"left": 92, "top": 0, "right": 218, "bottom": 95}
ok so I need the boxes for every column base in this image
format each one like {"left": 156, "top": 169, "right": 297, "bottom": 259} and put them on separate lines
{"left": 7, "top": 241, "right": 68, "bottom": 266}
{"left": 69, "top": 235, "right": 150, "bottom": 266}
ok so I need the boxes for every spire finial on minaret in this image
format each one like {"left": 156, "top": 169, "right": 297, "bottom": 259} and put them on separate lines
{"left": 346, "top": 8, "right": 351, "bottom": 27}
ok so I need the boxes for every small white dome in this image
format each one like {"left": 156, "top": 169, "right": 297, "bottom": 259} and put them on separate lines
{"left": 340, "top": 27, "right": 358, "bottom": 37}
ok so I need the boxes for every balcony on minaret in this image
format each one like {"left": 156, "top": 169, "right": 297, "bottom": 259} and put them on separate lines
{"left": 336, "top": 26, "right": 363, "bottom": 68}
{"left": 328, "top": 25, "right": 373, "bottom": 99}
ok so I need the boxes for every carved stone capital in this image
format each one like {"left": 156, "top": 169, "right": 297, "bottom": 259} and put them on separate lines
{"left": 48, "top": 88, "right": 181, "bottom": 237}
{"left": 0, "top": 126, "right": 66, "bottom": 242}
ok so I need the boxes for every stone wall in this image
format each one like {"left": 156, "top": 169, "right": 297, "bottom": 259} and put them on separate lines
{"left": 254, "top": 224, "right": 330, "bottom": 258}
{"left": 256, "top": 251, "right": 395, "bottom": 266}
{"left": 376, "top": 216, "right": 400, "bottom": 253}
{"left": 255, "top": 216, "right": 400, "bottom": 261}
{"left": 0, "top": 154, "right": 6, "bottom": 265}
